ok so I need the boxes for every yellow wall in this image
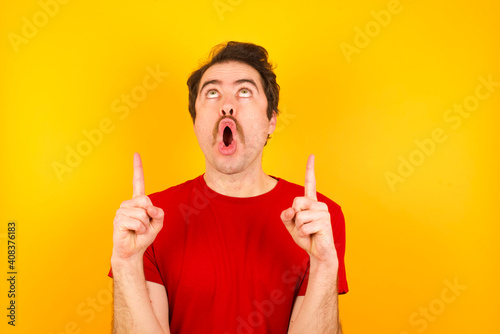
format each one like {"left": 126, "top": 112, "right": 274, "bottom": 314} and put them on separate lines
{"left": 1, "top": 0, "right": 498, "bottom": 333}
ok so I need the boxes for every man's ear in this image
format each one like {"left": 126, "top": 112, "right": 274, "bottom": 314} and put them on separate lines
{"left": 268, "top": 111, "right": 277, "bottom": 135}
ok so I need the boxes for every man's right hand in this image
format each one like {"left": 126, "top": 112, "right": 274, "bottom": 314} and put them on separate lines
{"left": 112, "top": 153, "right": 164, "bottom": 261}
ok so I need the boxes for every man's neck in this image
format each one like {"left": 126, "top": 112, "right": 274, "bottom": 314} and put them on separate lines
{"left": 203, "top": 164, "right": 278, "bottom": 198}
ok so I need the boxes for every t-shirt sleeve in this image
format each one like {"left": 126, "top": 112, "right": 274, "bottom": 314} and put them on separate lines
{"left": 296, "top": 200, "right": 349, "bottom": 295}
{"left": 142, "top": 243, "right": 164, "bottom": 285}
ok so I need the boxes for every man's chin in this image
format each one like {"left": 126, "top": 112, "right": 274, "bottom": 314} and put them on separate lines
{"left": 211, "top": 157, "right": 245, "bottom": 175}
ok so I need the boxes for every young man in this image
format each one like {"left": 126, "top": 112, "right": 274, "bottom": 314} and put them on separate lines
{"left": 109, "top": 41, "right": 348, "bottom": 333}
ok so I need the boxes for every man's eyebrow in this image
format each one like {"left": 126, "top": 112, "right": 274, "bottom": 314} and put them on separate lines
{"left": 234, "top": 79, "right": 259, "bottom": 92}
{"left": 199, "top": 79, "right": 221, "bottom": 94}
{"left": 199, "top": 78, "right": 260, "bottom": 94}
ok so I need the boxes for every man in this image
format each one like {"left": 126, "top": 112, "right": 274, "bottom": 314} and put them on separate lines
{"left": 109, "top": 41, "right": 348, "bottom": 333}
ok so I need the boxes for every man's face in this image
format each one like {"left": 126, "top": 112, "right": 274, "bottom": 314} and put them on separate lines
{"left": 194, "top": 61, "right": 276, "bottom": 175}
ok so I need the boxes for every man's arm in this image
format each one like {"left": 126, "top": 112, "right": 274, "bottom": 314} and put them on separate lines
{"left": 112, "top": 256, "right": 170, "bottom": 334}
{"left": 281, "top": 155, "right": 343, "bottom": 334}
{"left": 111, "top": 153, "right": 168, "bottom": 334}
{"left": 288, "top": 260, "right": 341, "bottom": 333}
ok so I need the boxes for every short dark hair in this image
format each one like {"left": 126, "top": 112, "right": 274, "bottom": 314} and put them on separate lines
{"left": 187, "top": 41, "right": 280, "bottom": 123}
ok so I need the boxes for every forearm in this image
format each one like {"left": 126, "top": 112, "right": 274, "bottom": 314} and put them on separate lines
{"left": 111, "top": 255, "right": 168, "bottom": 334}
{"left": 288, "top": 259, "right": 342, "bottom": 334}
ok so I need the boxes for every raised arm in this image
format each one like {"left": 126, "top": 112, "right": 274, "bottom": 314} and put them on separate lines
{"left": 281, "top": 155, "right": 342, "bottom": 334}
{"left": 111, "top": 153, "right": 169, "bottom": 334}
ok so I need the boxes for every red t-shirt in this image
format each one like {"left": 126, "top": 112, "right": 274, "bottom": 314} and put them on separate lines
{"left": 109, "top": 174, "right": 348, "bottom": 333}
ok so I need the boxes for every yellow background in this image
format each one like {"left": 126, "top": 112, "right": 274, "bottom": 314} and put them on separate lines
{"left": 1, "top": 0, "right": 499, "bottom": 333}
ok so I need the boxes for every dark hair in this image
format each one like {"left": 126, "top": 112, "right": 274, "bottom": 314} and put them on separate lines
{"left": 187, "top": 41, "right": 280, "bottom": 123}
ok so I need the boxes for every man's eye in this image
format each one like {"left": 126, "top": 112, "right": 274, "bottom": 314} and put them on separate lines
{"left": 239, "top": 88, "right": 252, "bottom": 97}
{"left": 207, "top": 90, "right": 219, "bottom": 98}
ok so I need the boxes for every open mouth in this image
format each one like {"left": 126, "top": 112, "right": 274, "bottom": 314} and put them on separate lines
{"left": 223, "top": 126, "right": 233, "bottom": 147}
{"left": 217, "top": 118, "right": 238, "bottom": 156}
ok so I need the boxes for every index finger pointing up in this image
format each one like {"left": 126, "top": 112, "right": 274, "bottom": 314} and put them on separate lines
{"left": 133, "top": 152, "right": 145, "bottom": 198}
{"left": 304, "top": 154, "right": 317, "bottom": 200}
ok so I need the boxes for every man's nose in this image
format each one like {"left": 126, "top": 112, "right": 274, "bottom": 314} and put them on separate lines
{"left": 220, "top": 95, "right": 236, "bottom": 117}
{"left": 221, "top": 108, "right": 234, "bottom": 116}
